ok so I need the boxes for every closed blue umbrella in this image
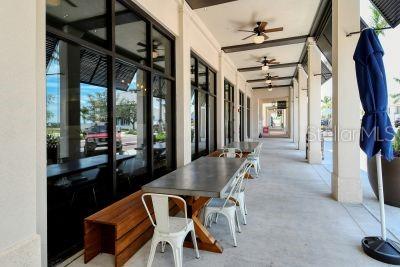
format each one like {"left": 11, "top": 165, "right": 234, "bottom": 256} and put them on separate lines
{"left": 353, "top": 28, "right": 399, "bottom": 264}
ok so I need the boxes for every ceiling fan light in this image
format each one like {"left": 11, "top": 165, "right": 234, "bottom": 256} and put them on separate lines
{"left": 47, "top": 0, "right": 61, "bottom": 6}
{"left": 268, "top": 87, "right": 273, "bottom": 92}
{"left": 253, "top": 35, "right": 264, "bottom": 44}
{"left": 152, "top": 51, "right": 159, "bottom": 59}
{"left": 261, "top": 65, "right": 269, "bottom": 72}
{"left": 265, "top": 79, "right": 272, "bottom": 84}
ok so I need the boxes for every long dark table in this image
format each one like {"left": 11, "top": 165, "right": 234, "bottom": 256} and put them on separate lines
{"left": 142, "top": 156, "right": 246, "bottom": 253}
{"left": 47, "top": 154, "right": 135, "bottom": 178}
{"left": 224, "top": 141, "right": 260, "bottom": 153}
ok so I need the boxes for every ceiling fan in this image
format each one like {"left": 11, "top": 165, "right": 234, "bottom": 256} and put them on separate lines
{"left": 47, "top": 0, "right": 77, "bottom": 7}
{"left": 137, "top": 40, "right": 164, "bottom": 59}
{"left": 238, "top": 21, "right": 283, "bottom": 44}
{"left": 258, "top": 57, "right": 280, "bottom": 72}
{"left": 264, "top": 73, "right": 279, "bottom": 84}
{"left": 267, "top": 84, "right": 273, "bottom": 92}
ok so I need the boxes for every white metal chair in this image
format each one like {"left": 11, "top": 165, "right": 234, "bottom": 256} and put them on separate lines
{"left": 219, "top": 147, "right": 242, "bottom": 158}
{"left": 142, "top": 193, "right": 200, "bottom": 267}
{"left": 228, "top": 162, "right": 252, "bottom": 224}
{"left": 247, "top": 143, "right": 262, "bottom": 176}
{"left": 203, "top": 169, "right": 243, "bottom": 247}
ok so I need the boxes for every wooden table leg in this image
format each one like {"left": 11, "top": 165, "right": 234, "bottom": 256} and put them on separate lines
{"left": 183, "top": 197, "right": 223, "bottom": 253}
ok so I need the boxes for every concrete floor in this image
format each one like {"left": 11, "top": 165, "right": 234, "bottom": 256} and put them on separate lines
{"left": 66, "top": 138, "right": 392, "bottom": 267}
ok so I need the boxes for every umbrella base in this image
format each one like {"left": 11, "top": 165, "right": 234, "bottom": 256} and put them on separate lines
{"left": 362, "top": 236, "right": 400, "bottom": 265}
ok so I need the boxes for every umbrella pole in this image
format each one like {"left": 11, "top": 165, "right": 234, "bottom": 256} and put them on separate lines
{"left": 376, "top": 152, "right": 387, "bottom": 240}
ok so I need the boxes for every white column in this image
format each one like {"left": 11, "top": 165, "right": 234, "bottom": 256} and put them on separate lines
{"left": 307, "top": 38, "right": 322, "bottom": 164}
{"left": 293, "top": 78, "right": 299, "bottom": 148}
{"left": 298, "top": 65, "right": 308, "bottom": 151}
{"left": 175, "top": 4, "right": 192, "bottom": 166}
{"left": 331, "top": 0, "right": 362, "bottom": 203}
{"left": 0, "top": 0, "right": 44, "bottom": 265}
{"left": 289, "top": 86, "right": 294, "bottom": 140}
{"left": 234, "top": 73, "right": 240, "bottom": 142}
{"left": 216, "top": 51, "right": 225, "bottom": 148}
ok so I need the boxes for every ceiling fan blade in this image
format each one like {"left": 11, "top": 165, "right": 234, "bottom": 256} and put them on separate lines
{"left": 258, "top": 21, "right": 268, "bottom": 32}
{"left": 264, "top": 27, "right": 284, "bottom": 33}
{"left": 238, "top": 30, "right": 255, "bottom": 33}
{"left": 262, "top": 33, "right": 269, "bottom": 40}
{"left": 270, "top": 61, "right": 280, "bottom": 65}
{"left": 137, "top": 42, "right": 146, "bottom": 47}
{"left": 64, "top": 0, "right": 77, "bottom": 7}
{"left": 242, "top": 33, "right": 256, "bottom": 40}
{"left": 267, "top": 59, "right": 276, "bottom": 63}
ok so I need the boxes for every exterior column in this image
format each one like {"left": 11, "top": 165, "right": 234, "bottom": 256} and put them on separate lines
{"left": 297, "top": 65, "right": 308, "bottom": 151}
{"left": 307, "top": 38, "right": 322, "bottom": 164}
{"left": 175, "top": 4, "right": 191, "bottom": 166}
{"left": 331, "top": 0, "right": 362, "bottom": 203}
{"left": 216, "top": 51, "right": 225, "bottom": 148}
{"left": 293, "top": 78, "right": 299, "bottom": 148}
{"left": 289, "top": 86, "right": 294, "bottom": 140}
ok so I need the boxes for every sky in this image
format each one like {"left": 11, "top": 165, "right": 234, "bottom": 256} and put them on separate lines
{"left": 322, "top": 0, "right": 400, "bottom": 99}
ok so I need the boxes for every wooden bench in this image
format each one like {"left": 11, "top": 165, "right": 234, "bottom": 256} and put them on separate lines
{"left": 84, "top": 190, "right": 179, "bottom": 267}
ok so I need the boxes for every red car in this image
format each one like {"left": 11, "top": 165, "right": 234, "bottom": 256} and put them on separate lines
{"left": 84, "top": 124, "right": 122, "bottom": 156}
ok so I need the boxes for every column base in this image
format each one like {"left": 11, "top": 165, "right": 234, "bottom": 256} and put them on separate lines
{"left": 308, "top": 142, "right": 322, "bottom": 164}
{"left": 0, "top": 234, "right": 41, "bottom": 266}
{"left": 331, "top": 172, "right": 362, "bottom": 203}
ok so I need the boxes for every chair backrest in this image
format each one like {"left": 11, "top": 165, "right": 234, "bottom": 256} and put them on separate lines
{"left": 219, "top": 147, "right": 242, "bottom": 158}
{"left": 237, "top": 162, "right": 252, "bottom": 192}
{"left": 220, "top": 163, "right": 249, "bottom": 209}
{"left": 141, "top": 193, "right": 188, "bottom": 233}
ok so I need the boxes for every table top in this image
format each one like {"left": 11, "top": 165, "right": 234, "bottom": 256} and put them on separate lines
{"left": 47, "top": 154, "right": 135, "bottom": 178}
{"left": 224, "top": 141, "right": 260, "bottom": 153}
{"left": 142, "top": 157, "right": 246, "bottom": 198}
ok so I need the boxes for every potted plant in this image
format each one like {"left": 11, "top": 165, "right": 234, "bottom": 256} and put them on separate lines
{"left": 367, "top": 129, "right": 400, "bottom": 207}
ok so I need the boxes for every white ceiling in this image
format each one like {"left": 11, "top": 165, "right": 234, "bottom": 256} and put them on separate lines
{"left": 195, "top": 0, "right": 321, "bottom": 88}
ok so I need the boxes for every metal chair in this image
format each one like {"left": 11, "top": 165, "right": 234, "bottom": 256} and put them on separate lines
{"left": 219, "top": 147, "right": 243, "bottom": 158}
{"left": 247, "top": 143, "right": 262, "bottom": 176}
{"left": 142, "top": 193, "right": 200, "bottom": 267}
{"left": 203, "top": 168, "right": 244, "bottom": 247}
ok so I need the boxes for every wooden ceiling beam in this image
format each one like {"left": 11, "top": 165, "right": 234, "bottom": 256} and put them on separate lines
{"left": 252, "top": 84, "right": 291, "bottom": 90}
{"left": 222, "top": 35, "right": 308, "bottom": 53}
{"left": 238, "top": 62, "right": 298, "bottom": 72}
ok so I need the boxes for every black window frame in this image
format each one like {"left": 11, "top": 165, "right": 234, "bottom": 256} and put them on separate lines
{"left": 45, "top": 0, "right": 176, "bottom": 264}
{"left": 239, "top": 91, "right": 245, "bottom": 141}
{"left": 247, "top": 97, "right": 251, "bottom": 139}
{"left": 191, "top": 52, "right": 217, "bottom": 160}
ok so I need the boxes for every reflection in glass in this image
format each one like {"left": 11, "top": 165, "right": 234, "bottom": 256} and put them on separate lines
{"left": 153, "top": 28, "right": 172, "bottom": 74}
{"left": 224, "top": 101, "right": 229, "bottom": 145}
{"left": 152, "top": 76, "right": 173, "bottom": 173}
{"left": 191, "top": 57, "right": 196, "bottom": 85}
{"left": 115, "top": 2, "right": 147, "bottom": 64}
{"left": 209, "top": 96, "right": 216, "bottom": 151}
{"left": 209, "top": 70, "right": 215, "bottom": 95}
{"left": 198, "top": 63, "right": 207, "bottom": 91}
{"left": 247, "top": 97, "right": 251, "bottom": 138}
{"left": 198, "top": 92, "right": 207, "bottom": 151}
{"left": 115, "top": 60, "right": 147, "bottom": 194}
{"left": 191, "top": 87, "right": 196, "bottom": 155}
{"left": 46, "top": 36, "right": 109, "bottom": 262}
{"left": 46, "top": 0, "right": 107, "bottom": 47}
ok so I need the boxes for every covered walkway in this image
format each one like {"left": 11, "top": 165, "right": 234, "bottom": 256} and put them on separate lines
{"left": 67, "top": 138, "right": 391, "bottom": 267}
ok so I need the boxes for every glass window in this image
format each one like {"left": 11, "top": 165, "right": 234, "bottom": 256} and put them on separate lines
{"left": 224, "top": 79, "right": 234, "bottom": 144}
{"left": 153, "top": 28, "right": 172, "bottom": 75}
{"left": 152, "top": 76, "right": 173, "bottom": 173}
{"left": 115, "top": 60, "right": 147, "bottom": 194}
{"left": 46, "top": 36, "right": 110, "bottom": 262}
{"left": 46, "top": 0, "right": 108, "bottom": 47}
{"left": 209, "top": 70, "right": 216, "bottom": 95}
{"left": 247, "top": 97, "right": 251, "bottom": 139}
{"left": 198, "top": 92, "right": 207, "bottom": 152}
{"left": 191, "top": 87, "right": 196, "bottom": 155}
{"left": 191, "top": 57, "right": 196, "bottom": 85}
{"left": 115, "top": 2, "right": 147, "bottom": 64}
{"left": 209, "top": 96, "right": 216, "bottom": 151}
{"left": 198, "top": 62, "right": 207, "bottom": 91}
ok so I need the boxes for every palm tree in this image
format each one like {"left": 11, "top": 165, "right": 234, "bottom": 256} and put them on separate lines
{"left": 370, "top": 6, "right": 388, "bottom": 36}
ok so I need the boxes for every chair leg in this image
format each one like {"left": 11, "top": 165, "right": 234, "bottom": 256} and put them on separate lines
{"left": 191, "top": 230, "right": 200, "bottom": 259}
{"left": 244, "top": 199, "right": 248, "bottom": 215}
{"left": 214, "top": 213, "right": 219, "bottom": 224}
{"left": 239, "top": 202, "right": 247, "bottom": 225}
{"left": 227, "top": 216, "right": 237, "bottom": 247}
{"left": 172, "top": 246, "right": 183, "bottom": 267}
{"left": 235, "top": 209, "right": 242, "bottom": 233}
{"left": 147, "top": 238, "right": 158, "bottom": 267}
{"left": 161, "top": 241, "right": 166, "bottom": 253}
